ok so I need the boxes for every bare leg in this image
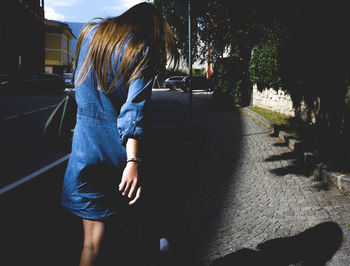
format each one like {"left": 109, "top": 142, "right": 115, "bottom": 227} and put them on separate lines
{"left": 79, "top": 219, "right": 105, "bottom": 266}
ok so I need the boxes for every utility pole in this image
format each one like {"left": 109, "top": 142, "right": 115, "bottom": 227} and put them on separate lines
{"left": 175, "top": 0, "right": 193, "bottom": 127}
{"left": 188, "top": 0, "right": 192, "bottom": 127}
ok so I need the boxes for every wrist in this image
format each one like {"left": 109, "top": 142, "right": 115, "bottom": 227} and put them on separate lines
{"left": 127, "top": 157, "right": 142, "bottom": 164}
{"left": 126, "top": 161, "right": 138, "bottom": 169}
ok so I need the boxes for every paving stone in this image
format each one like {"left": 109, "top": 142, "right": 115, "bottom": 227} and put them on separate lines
{"left": 168, "top": 94, "right": 350, "bottom": 265}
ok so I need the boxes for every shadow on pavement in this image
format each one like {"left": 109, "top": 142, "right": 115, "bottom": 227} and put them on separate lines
{"left": 145, "top": 95, "right": 244, "bottom": 266}
{"left": 0, "top": 93, "right": 244, "bottom": 266}
{"left": 273, "top": 142, "right": 289, "bottom": 147}
{"left": 265, "top": 129, "right": 315, "bottom": 177}
{"left": 211, "top": 221, "right": 343, "bottom": 266}
{"left": 265, "top": 151, "right": 299, "bottom": 162}
{"left": 265, "top": 148, "right": 315, "bottom": 177}
{"left": 0, "top": 162, "right": 83, "bottom": 266}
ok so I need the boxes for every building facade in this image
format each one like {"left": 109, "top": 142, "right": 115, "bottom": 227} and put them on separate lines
{"left": 0, "top": 0, "right": 45, "bottom": 77}
{"left": 44, "top": 19, "right": 76, "bottom": 75}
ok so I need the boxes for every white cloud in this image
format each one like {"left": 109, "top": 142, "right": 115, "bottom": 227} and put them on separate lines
{"left": 45, "top": 0, "right": 78, "bottom": 7}
{"left": 45, "top": 6, "right": 65, "bottom": 21}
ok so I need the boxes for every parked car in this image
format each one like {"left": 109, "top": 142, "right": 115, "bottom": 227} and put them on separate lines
{"left": 181, "top": 75, "right": 212, "bottom": 93}
{"left": 0, "top": 73, "right": 65, "bottom": 93}
{"left": 164, "top": 76, "right": 186, "bottom": 90}
{"left": 63, "top": 72, "right": 74, "bottom": 88}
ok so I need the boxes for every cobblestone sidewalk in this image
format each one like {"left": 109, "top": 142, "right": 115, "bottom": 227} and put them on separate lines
{"left": 159, "top": 94, "right": 350, "bottom": 266}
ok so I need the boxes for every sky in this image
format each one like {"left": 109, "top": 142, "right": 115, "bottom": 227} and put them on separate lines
{"left": 44, "top": 0, "right": 202, "bottom": 69}
{"left": 44, "top": 0, "right": 150, "bottom": 23}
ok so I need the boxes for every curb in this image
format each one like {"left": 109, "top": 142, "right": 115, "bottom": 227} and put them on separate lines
{"left": 312, "top": 161, "right": 350, "bottom": 192}
{"left": 241, "top": 106, "right": 303, "bottom": 155}
{"left": 241, "top": 106, "right": 274, "bottom": 130}
{"left": 240, "top": 106, "right": 350, "bottom": 192}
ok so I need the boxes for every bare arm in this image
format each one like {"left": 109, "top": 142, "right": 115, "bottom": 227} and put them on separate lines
{"left": 125, "top": 137, "right": 139, "bottom": 159}
{"left": 119, "top": 138, "right": 142, "bottom": 205}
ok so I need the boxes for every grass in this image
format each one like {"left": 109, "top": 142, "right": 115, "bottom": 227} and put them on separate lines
{"left": 249, "top": 106, "right": 290, "bottom": 126}
{"left": 248, "top": 106, "right": 300, "bottom": 140}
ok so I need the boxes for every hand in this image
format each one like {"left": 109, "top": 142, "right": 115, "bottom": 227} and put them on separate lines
{"left": 119, "top": 162, "right": 142, "bottom": 205}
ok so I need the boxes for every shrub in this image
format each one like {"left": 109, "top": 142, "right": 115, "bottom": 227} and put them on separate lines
{"left": 249, "top": 41, "right": 281, "bottom": 90}
{"left": 211, "top": 57, "right": 248, "bottom": 105}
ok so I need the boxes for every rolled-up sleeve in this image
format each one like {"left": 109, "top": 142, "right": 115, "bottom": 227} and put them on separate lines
{"left": 117, "top": 75, "right": 153, "bottom": 146}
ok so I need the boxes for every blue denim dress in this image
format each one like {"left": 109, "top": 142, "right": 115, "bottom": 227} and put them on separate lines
{"left": 61, "top": 27, "right": 153, "bottom": 220}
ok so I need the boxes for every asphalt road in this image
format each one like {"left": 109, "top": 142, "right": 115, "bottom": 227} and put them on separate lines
{"left": 2, "top": 89, "right": 350, "bottom": 266}
{"left": 0, "top": 88, "right": 191, "bottom": 190}
{"left": 0, "top": 88, "right": 194, "bottom": 266}
{"left": 0, "top": 90, "right": 67, "bottom": 189}
{"left": 0, "top": 90, "right": 66, "bottom": 118}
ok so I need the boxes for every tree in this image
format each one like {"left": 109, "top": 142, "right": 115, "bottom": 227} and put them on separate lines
{"left": 154, "top": 0, "right": 204, "bottom": 68}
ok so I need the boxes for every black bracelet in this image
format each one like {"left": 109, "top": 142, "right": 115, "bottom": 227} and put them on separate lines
{"left": 127, "top": 157, "right": 142, "bottom": 163}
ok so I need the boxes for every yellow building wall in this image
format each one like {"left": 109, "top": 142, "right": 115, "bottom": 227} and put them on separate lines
{"left": 45, "top": 50, "right": 62, "bottom": 66}
{"left": 45, "top": 33, "right": 63, "bottom": 66}
{"left": 45, "top": 34, "right": 61, "bottom": 50}
{"left": 45, "top": 28, "right": 75, "bottom": 67}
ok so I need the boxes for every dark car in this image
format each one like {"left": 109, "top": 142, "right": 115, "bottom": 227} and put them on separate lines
{"left": 63, "top": 72, "right": 74, "bottom": 88}
{"left": 0, "top": 73, "right": 65, "bottom": 93}
{"left": 163, "top": 76, "right": 186, "bottom": 90}
{"left": 181, "top": 75, "right": 212, "bottom": 93}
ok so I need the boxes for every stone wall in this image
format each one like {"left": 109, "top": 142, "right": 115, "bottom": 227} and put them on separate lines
{"left": 251, "top": 84, "right": 295, "bottom": 117}
{"left": 251, "top": 85, "right": 350, "bottom": 125}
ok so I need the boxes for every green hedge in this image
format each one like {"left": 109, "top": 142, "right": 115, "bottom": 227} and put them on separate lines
{"left": 211, "top": 57, "right": 249, "bottom": 105}
{"left": 249, "top": 41, "right": 281, "bottom": 90}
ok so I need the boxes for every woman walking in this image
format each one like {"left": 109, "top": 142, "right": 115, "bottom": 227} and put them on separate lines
{"left": 60, "top": 3, "right": 178, "bottom": 265}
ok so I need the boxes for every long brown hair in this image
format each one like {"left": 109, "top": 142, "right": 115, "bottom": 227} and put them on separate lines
{"left": 73, "top": 3, "right": 179, "bottom": 94}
